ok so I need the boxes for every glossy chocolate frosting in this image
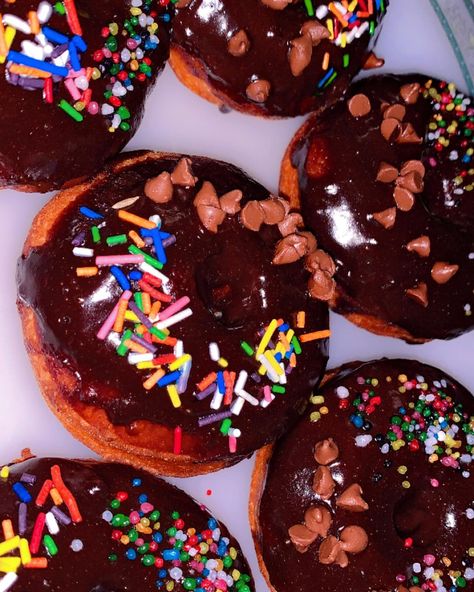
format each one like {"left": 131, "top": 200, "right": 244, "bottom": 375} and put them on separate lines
{"left": 291, "top": 75, "right": 474, "bottom": 340}
{"left": 17, "top": 152, "right": 329, "bottom": 466}
{"left": 0, "top": 1, "right": 170, "bottom": 191}
{"left": 257, "top": 358, "right": 474, "bottom": 592}
{"left": 0, "top": 457, "right": 253, "bottom": 591}
{"left": 172, "top": 0, "right": 387, "bottom": 117}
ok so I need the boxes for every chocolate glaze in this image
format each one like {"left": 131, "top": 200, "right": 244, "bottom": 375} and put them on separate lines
{"left": 0, "top": 457, "right": 253, "bottom": 591}
{"left": 258, "top": 359, "right": 474, "bottom": 592}
{"left": 0, "top": 1, "right": 170, "bottom": 191}
{"left": 17, "top": 152, "right": 329, "bottom": 465}
{"left": 172, "top": 0, "right": 387, "bottom": 117}
{"left": 291, "top": 75, "right": 474, "bottom": 340}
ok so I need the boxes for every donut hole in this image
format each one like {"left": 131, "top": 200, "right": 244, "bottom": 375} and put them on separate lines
{"left": 393, "top": 488, "right": 440, "bottom": 548}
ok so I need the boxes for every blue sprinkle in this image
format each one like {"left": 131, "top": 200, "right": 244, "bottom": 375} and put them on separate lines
{"left": 68, "top": 41, "right": 81, "bottom": 72}
{"left": 110, "top": 266, "right": 131, "bottom": 291}
{"left": 132, "top": 478, "right": 142, "bottom": 487}
{"left": 7, "top": 50, "right": 68, "bottom": 77}
{"left": 12, "top": 482, "right": 32, "bottom": 503}
{"left": 138, "top": 494, "right": 148, "bottom": 503}
{"left": 79, "top": 206, "right": 104, "bottom": 220}
{"left": 217, "top": 372, "right": 225, "bottom": 395}
{"left": 202, "top": 568, "right": 209, "bottom": 577}
{"left": 72, "top": 35, "right": 87, "bottom": 52}
{"left": 157, "top": 371, "right": 181, "bottom": 388}
{"left": 42, "top": 26, "right": 68, "bottom": 44}
{"left": 317, "top": 67, "right": 335, "bottom": 89}
{"left": 162, "top": 549, "right": 180, "bottom": 561}
{"left": 208, "top": 517, "right": 218, "bottom": 529}
{"left": 158, "top": 569, "right": 167, "bottom": 578}
{"left": 274, "top": 352, "right": 282, "bottom": 363}
{"left": 278, "top": 323, "right": 289, "bottom": 332}
{"left": 350, "top": 414, "right": 364, "bottom": 429}
{"left": 125, "top": 548, "right": 137, "bottom": 560}
{"left": 153, "top": 532, "right": 163, "bottom": 543}
{"left": 129, "top": 270, "right": 143, "bottom": 281}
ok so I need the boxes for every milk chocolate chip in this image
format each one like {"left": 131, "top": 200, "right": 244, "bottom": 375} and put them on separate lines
{"left": 261, "top": 0, "right": 293, "bottom": 8}
{"left": 193, "top": 180, "right": 220, "bottom": 208}
{"left": 406, "top": 235, "right": 431, "bottom": 258}
{"left": 246, "top": 79, "right": 271, "bottom": 103}
{"left": 347, "top": 94, "right": 371, "bottom": 117}
{"left": 380, "top": 117, "right": 401, "bottom": 142}
{"left": 363, "top": 51, "right": 385, "bottom": 70}
{"left": 289, "top": 35, "right": 312, "bottom": 77}
{"left": 304, "top": 506, "right": 332, "bottom": 538}
{"left": 319, "top": 536, "right": 348, "bottom": 568}
{"left": 406, "top": 282, "right": 429, "bottom": 307}
{"left": 314, "top": 438, "right": 339, "bottom": 465}
{"left": 194, "top": 181, "right": 225, "bottom": 233}
{"left": 144, "top": 172, "right": 173, "bottom": 203}
{"left": 240, "top": 201, "right": 265, "bottom": 231}
{"left": 431, "top": 262, "right": 459, "bottom": 284}
{"left": 171, "top": 157, "right": 197, "bottom": 187}
{"left": 400, "top": 160, "right": 426, "bottom": 178}
{"left": 376, "top": 161, "right": 398, "bottom": 183}
{"left": 228, "top": 30, "right": 250, "bottom": 57}
{"left": 400, "top": 82, "right": 421, "bottom": 104}
{"left": 273, "top": 233, "right": 309, "bottom": 265}
{"left": 219, "top": 190, "right": 243, "bottom": 214}
{"left": 397, "top": 123, "right": 422, "bottom": 144}
{"left": 305, "top": 249, "right": 336, "bottom": 276}
{"left": 313, "top": 466, "right": 336, "bottom": 500}
{"left": 339, "top": 525, "right": 369, "bottom": 553}
{"left": 373, "top": 207, "right": 396, "bottom": 229}
{"left": 383, "top": 103, "right": 406, "bottom": 121}
{"left": 336, "top": 484, "right": 369, "bottom": 512}
{"left": 260, "top": 197, "right": 286, "bottom": 224}
{"left": 278, "top": 212, "right": 304, "bottom": 236}
{"left": 288, "top": 524, "right": 317, "bottom": 552}
{"left": 394, "top": 186, "right": 415, "bottom": 211}
{"left": 300, "top": 20, "right": 330, "bottom": 45}
{"left": 396, "top": 171, "right": 424, "bottom": 194}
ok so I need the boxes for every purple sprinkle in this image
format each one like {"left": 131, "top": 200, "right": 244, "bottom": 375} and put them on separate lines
{"left": 250, "top": 373, "right": 261, "bottom": 384}
{"left": 128, "top": 301, "right": 153, "bottom": 329}
{"left": 286, "top": 365, "right": 293, "bottom": 375}
{"left": 130, "top": 333, "right": 157, "bottom": 354}
{"left": 7, "top": 73, "right": 19, "bottom": 85}
{"left": 144, "top": 236, "right": 153, "bottom": 247}
{"left": 72, "top": 231, "right": 86, "bottom": 247}
{"left": 195, "top": 383, "right": 216, "bottom": 401}
{"left": 162, "top": 235, "right": 176, "bottom": 248}
{"left": 18, "top": 77, "right": 45, "bottom": 89}
{"left": 198, "top": 411, "right": 232, "bottom": 428}
{"left": 50, "top": 505, "right": 71, "bottom": 526}
{"left": 20, "top": 472, "right": 37, "bottom": 485}
{"left": 51, "top": 43, "right": 68, "bottom": 58}
{"left": 18, "top": 503, "right": 27, "bottom": 535}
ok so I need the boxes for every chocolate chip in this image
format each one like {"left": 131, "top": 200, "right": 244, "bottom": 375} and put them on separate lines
{"left": 400, "top": 82, "right": 421, "bottom": 104}
{"left": 144, "top": 172, "right": 173, "bottom": 203}
{"left": 300, "top": 20, "right": 330, "bottom": 45}
{"left": 308, "top": 270, "right": 336, "bottom": 301}
{"left": 272, "top": 233, "right": 308, "bottom": 265}
{"left": 240, "top": 200, "right": 265, "bottom": 231}
{"left": 305, "top": 249, "right": 336, "bottom": 276}
{"left": 175, "top": 0, "right": 191, "bottom": 6}
{"left": 396, "top": 171, "right": 424, "bottom": 194}
{"left": 314, "top": 438, "right": 339, "bottom": 465}
{"left": 336, "top": 483, "right": 368, "bottom": 512}
{"left": 193, "top": 180, "right": 220, "bottom": 208}
{"left": 304, "top": 506, "right": 332, "bottom": 538}
{"left": 383, "top": 103, "right": 406, "bottom": 122}
{"left": 393, "top": 186, "right": 415, "bottom": 211}
{"left": 362, "top": 51, "right": 385, "bottom": 70}
{"left": 380, "top": 117, "right": 401, "bottom": 142}
{"left": 219, "top": 189, "right": 243, "bottom": 214}
{"left": 171, "top": 157, "right": 197, "bottom": 187}
{"left": 319, "top": 536, "right": 348, "bottom": 567}
{"left": 312, "top": 466, "right": 336, "bottom": 500}
{"left": 261, "top": 0, "right": 293, "bottom": 8}
{"left": 246, "top": 79, "right": 271, "bottom": 103}
{"left": 289, "top": 35, "right": 312, "bottom": 77}
{"left": 298, "top": 230, "right": 317, "bottom": 254}
{"left": 278, "top": 212, "right": 304, "bottom": 236}
{"left": 396, "top": 123, "right": 422, "bottom": 144}
{"left": 227, "top": 29, "right": 250, "bottom": 57}
{"left": 406, "top": 235, "right": 430, "bottom": 257}
{"left": 406, "top": 282, "right": 428, "bottom": 307}
{"left": 373, "top": 207, "right": 396, "bottom": 229}
{"left": 260, "top": 197, "right": 286, "bottom": 224}
{"left": 339, "top": 525, "right": 368, "bottom": 553}
{"left": 376, "top": 161, "right": 398, "bottom": 183}
{"left": 288, "top": 524, "right": 317, "bottom": 552}
{"left": 431, "top": 262, "right": 459, "bottom": 284}
{"left": 347, "top": 93, "right": 371, "bottom": 117}
{"left": 400, "top": 159, "right": 426, "bottom": 178}
{"left": 195, "top": 205, "right": 226, "bottom": 233}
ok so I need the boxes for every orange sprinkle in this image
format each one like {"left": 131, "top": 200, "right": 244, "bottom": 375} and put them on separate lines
{"left": 278, "top": 332, "right": 291, "bottom": 352}
{"left": 299, "top": 330, "right": 331, "bottom": 343}
{"left": 24, "top": 557, "right": 48, "bottom": 569}
{"left": 322, "top": 52, "right": 330, "bottom": 71}
{"left": 2, "top": 519, "right": 14, "bottom": 540}
{"left": 64, "top": 0, "right": 83, "bottom": 35}
{"left": 368, "top": 0, "right": 374, "bottom": 14}
{"left": 35, "top": 479, "right": 53, "bottom": 507}
{"left": 150, "top": 300, "right": 162, "bottom": 320}
{"left": 141, "top": 292, "right": 151, "bottom": 315}
{"left": 9, "top": 63, "right": 51, "bottom": 78}
{"left": 129, "top": 230, "right": 145, "bottom": 248}
{"left": 76, "top": 266, "right": 98, "bottom": 277}
{"left": 197, "top": 372, "right": 217, "bottom": 392}
{"left": 223, "top": 371, "right": 236, "bottom": 406}
{"left": 123, "top": 339, "right": 148, "bottom": 354}
{"left": 289, "top": 353, "right": 297, "bottom": 367}
{"left": 143, "top": 369, "right": 165, "bottom": 390}
{"left": 328, "top": 2, "right": 347, "bottom": 26}
{"left": 113, "top": 298, "right": 129, "bottom": 333}
{"left": 296, "top": 311, "right": 306, "bottom": 329}
{"left": 50, "top": 465, "right": 82, "bottom": 523}
{"left": 28, "top": 11, "right": 40, "bottom": 34}
{"left": 49, "top": 487, "right": 63, "bottom": 506}
{"left": 118, "top": 209, "right": 156, "bottom": 230}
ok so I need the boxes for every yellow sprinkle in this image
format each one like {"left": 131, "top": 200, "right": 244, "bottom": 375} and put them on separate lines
{"left": 0, "top": 466, "right": 8, "bottom": 480}
{"left": 371, "top": 378, "right": 379, "bottom": 386}
{"left": 398, "top": 374, "right": 408, "bottom": 383}
{"left": 264, "top": 351, "right": 284, "bottom": 376}
{"left": 232, "top": 569, "right": 241, "bottom": 581}
{"left": 76, "top": 266, "right": 98, "bottom": 277}
{"left": 0, "top": 535, "right": 20, "bottom": 557}
{"left": 50, "top": 488, "right": 63, "bottom": 506}
{"left": 397, "top": 465, "right": 408, "bottom": 475}
{"left": 167, "top": 384, "right": 181, "bottom": 408}
{"left": 229, "top": 547, "right": 237, "bottom": 560}
{"left": 310, "top": 411, "right": 321, "bottom": 423}
{"left": 166, "top": 581, "right": 174, "bottom": 591}
{"left": 310, "top": 395, "right": 325, "bottom": 405}
{"left": 217, "top": 357, "right": 228, "bottom": 368}
{"left": 137, "top": 361, "right": 155, "bottom": 370}
{"left": 124, "top": 310, "right": 140, "bottom": 323}
{"left": 256, "top": 319, "right": 278, "bottom": 358}
{"left": 0, "top": 26, "right": 16, "bottom": 65}
{"left": 442, "top": 557, "right": 452, "bottom": 567}
{"left": 1, "top": 520, "right": 13, "bottom": 540}
{"left": 19, "top": 538, "right": 31, "bottom": 566}
{"left": 468, "top": 548, "right": 474, "bottom": 557}
{"left": 141, "top": 518, "right": 150, "bottom": 527}
{"left": 402, "top": 480, "right": 411, "bottom": 489}
{"left": 0, "top": 557, "right": 21, "bottom": 573}
{"left": 169, "top": 354, "right": 191, "bottom": 372}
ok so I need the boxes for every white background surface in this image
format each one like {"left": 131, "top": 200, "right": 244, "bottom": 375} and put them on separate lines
{"left": 1, "top": 1, "right": 473, "bottom": 590}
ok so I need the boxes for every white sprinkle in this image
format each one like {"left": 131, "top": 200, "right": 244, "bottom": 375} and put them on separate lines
{"left": 70, "top": 539, "right": 84, "bottom": 552}
{"left": 128, "top": 352, "right": 153, "bottom": 364}
{"left": 236, "top": 389, "right": 259, "bottom": 406}
{"left": 210, "top": 387, "right": 224, "bottom": 411}
{"left": 3, "top": 14, "right": 31, "bottom": 34}
{"left": 336, "top": 385, "right": 349, "bottom": 399}
{"left": 230, "top": 397, "right": 245, "bottom": 416}
{"left": 260, "top": 393, "right": 275, "bottom": 408}
{"left": 174, "top": 340, "right": 184, "bottom": 359}
{"left": 465, "top": 568, "right": 474, "bottom": 580}
{"left": 228, "top": 428, "right": 241, "bottom": 438}
{"left": 209, "top": 342, "right": 220, "bottom": 362}
{"left": 45, "top": 511, "right": 59, "bottom": 535}
{"left": 466, "top": 508, "right": 474, "bottom": 519}
{"left": 413, "top": 563, "right": 421, "bottom": 573}
{"left": 355, "top": 435, "right": 373, "bottom": 448}
{"left": 234, "top": 370, "right": 248, "bottom": 394}
{"left": 315, "top": 5, "right": 328, "bottom": 18}
{"left": 73, "top": 247, "right": 94, "bottom": 258}
{"left": 0, "top": 572, "right": 18, "bottom": 592}
{"left": 154, "top": 308, "right": 192, "bottom": 330}
{"left": 37, "top": 1, "right": 53, "bottom": 23}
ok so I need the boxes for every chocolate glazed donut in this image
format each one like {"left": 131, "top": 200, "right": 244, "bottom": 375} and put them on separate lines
{"left": 281, "top": 75, "right": 474, "bottom": 342}
{"left": 170, "top": 0, "right": 388, "bottom": 118}
{"left": 250, "top": 358, "right": 474, "bottom": 592}
{"left": 0, "top": 1, "right": 170, "bottom": 192}
{"left": 17, "top": 151, "right": 330, "bottom": 476}
{"left": 0, "top": 456, "right": 254, "bottom": 591}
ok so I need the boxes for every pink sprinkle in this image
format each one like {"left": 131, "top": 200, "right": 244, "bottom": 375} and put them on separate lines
{"left": 229, "top": 436, "right": 237, "bottom": 454}
{"left": 215, "top": 580, "right": 228, "bottom": 591}
{"left": 158, "top": 296, "right": 190, "bottom": 322}
{"left": 423, "top": 554, "right": 435, "bottom": 566}
{"left": 441, "top": 456, "right": 459, "bottom": 469}
{"left": 430, "top": 478, "right": 439, "bottom": 488}
{"left": 64, "top": 77, "right": 81, "bottom": 101}
{"left": 429, "top": 157, "right": 437, "bottom": 167}
{"left": 140, "top": 502, "right": 154, "bottom": 514}
{"left": 129, "top": 511, "right": 140, "bottom": 525}
{"left": 357, "top": 376, "right": 365, "bottom": 385}
{"left": 135, "top": 538, "right": 144, "bottom": 547}
{"left": 96, "top": 290, "right": 132, "bottom": 340}
{"left": 87, "top": 101, "right": 99, "bottom": 115}
{"left": 95, "top": 254, "right": 144, "bottom": 266}
{"left": 396, "top": 575, "right": 406, "bottom": 583}
{"left": 263, "top": 385, "right": 272, "bottom": 402}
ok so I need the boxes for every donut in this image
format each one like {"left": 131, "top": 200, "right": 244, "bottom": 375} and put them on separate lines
{"left": 17, "top": 150, "right": 330, "bottom": 476}
{"left": 0, "top": 1, "right": 171, "bottom": 192}
{"left": 0, "top": 455, "right": 254, "bottom": 591}
{"left": 170, "top": 0, "right": 388, "bottom": 118}
{"left": 280, "top": 75, "right": 474, "bottom": 342}
{"left": 250, "top": 358, "right": 474, "bottom": 592}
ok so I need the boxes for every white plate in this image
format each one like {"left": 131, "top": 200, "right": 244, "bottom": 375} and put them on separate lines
{"left": 1, "top": 1, "right": 473, "bottom": 590}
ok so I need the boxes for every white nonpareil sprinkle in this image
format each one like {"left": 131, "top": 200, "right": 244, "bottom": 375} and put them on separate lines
{"left": 70, "top": 539, "right": 84, "bottom": 552}
{"left": 336, "top": 385, "right": 349, "bottom": 399}
{"left": 355, "top": 435, "right": 373, "bottom": 448}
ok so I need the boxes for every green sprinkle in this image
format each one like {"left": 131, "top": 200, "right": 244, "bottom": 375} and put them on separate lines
{"left": 54, "top": 2, "right": 66, "bottom": 15}
{"left": 91, "top": 226, "right": 101, "bottom": 244}
{"left": 106, "top": 234, "right": 128, "bottom": 246}
{"left": 303, "top": 0, "right": 314, "bottom": 16}
{"left": 150, "top": 326, "right": 167, "bottom": 341}
{"left": 117, "top": 329, "right": 133, "bottom": 356}
{"left": 134, "top": 292, "right": 143, "bottom": 312}
{"left": 343, "top": 53, "right": 350, "bottom": 68}
{"left": 323, "top": 70, "right": 338, "bottom": 88}
{"left": 240, "top": 341, "right": 254, "bottom": 356}
{"left": 43, "top": 534, "right": 58, "bottom": 556}
{"left": 272, "top": 385, "right": 286, "bottom": 395}
{"left": 58, "top": 99, "right": 83, "bottom": 122}
{"left": 220, "top": 418, "right": 232, "bottom": 436}
{"left": 128, "top": 245, "right": 163, "bottom": 270}
{"left": 369, "top": 21, "right": 375, "bottom": 35}
{"left": 291, "top": 336, "right": 302, "bottom": 355}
